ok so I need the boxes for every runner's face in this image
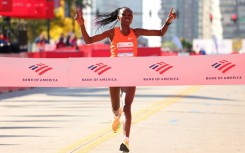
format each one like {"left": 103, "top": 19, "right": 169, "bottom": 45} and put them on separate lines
{"left": 118, "top": 8, "right": 133, "bottom": 26}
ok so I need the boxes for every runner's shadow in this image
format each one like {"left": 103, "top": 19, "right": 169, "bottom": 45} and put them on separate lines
{"left": 0, "top": 135, "right": 40, "bottom": 138}
{"left": 0, "top": 126, "right": 58, "bottom": 130}
{"left": 0, "top": 87, "right": 108, "bottom": 100}
{"left": 135, "top": 94, "right": 238, "bottom": 102}
{"left": 0, "top": 144, "right": 21, "bottom": 146}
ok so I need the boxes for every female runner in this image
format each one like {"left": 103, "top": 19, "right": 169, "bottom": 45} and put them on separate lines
{"left": 75, "top": 6, "right": 176, "bottom": 152}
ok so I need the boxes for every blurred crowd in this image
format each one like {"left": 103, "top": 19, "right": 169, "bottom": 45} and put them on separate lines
{"left": 0, "top": 33, "right": 21, "bottom": 53}
{"left": 35, "top": 32, "right": 83, "bottom": 52}
{"left": 0, "top": 33, "right": 9, "bottom": 42}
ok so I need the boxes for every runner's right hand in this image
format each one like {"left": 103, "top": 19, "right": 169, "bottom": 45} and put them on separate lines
{"left": 75, "top": 8, "right": 84, "bottom": 26}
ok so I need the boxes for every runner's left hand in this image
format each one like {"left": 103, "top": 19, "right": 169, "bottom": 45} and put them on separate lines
{"left": 166, "top": 8, "right": 177, "bottom": 23}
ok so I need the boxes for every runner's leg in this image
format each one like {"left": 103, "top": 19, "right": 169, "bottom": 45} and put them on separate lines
{"left": 109, "top": 87, "right": 122, "bottom": 132}
{"left": 121, "top": 86, "right": 136, "bottom": 138}
{"left": 109, "top": 87, "right": 120, "bottom": 115}
{"left": 120, "top": 86, "right": 136, "bottom": 152}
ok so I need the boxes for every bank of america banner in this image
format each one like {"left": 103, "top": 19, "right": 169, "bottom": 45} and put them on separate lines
{"left": 0, "top": 54, "right": 244, "bottom": 87}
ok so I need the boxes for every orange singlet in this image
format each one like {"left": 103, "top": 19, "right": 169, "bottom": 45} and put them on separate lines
{"left": 110, "top": 27, "right": 138, "bottom": 57}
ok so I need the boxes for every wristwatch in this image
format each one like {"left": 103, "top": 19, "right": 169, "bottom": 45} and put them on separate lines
{"left": 165, "top": 22, "right": 172, "bottom": 25}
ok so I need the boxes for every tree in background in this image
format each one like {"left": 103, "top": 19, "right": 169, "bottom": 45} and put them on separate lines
{"left": 180, "top": 38, "right": 192, "bottom": 52}
{"left": 232, "top": 39, "right": 242, "bottom": 53}
{"left": 162, "top": 37, "right": 193, "bottom": 53}
{"left": 25, "top": 0, "right": 90, "bottom": 44}
{"left": 162, "top": 41, "right": 178, "bottom": 51}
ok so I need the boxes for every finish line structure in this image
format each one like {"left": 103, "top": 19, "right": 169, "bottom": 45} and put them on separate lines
{"left": 0, "top": 54, "right": 244, "bottom": 87}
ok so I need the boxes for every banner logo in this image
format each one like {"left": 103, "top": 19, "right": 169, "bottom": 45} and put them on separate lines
{"left": 149, "top": 62, "right": 173, "bottom": 74}
{"left": 211, "top": 60, "right": 236, "bottom": 73}
{"left": 29, "top": 63, "right": 53, "bottom": 75}
{"left": 88, "top": 63, "right": 111, "bottom": 75}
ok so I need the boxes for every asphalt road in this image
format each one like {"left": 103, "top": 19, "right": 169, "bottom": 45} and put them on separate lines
{"left": 0, "top": 85, "right": 245, "bottom": 153}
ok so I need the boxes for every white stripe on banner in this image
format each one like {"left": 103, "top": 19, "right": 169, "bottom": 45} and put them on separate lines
{"left": 0, "top": 54, "right": 245, "bottom": 87}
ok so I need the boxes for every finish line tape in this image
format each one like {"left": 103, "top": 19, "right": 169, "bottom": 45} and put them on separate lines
{"left": 0, "top": 54, "right": 244, "bottom": 87}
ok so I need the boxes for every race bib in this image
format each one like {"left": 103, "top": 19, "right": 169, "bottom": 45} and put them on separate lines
{"left": 117, "top": 42, "right": 134, "bottom": 57}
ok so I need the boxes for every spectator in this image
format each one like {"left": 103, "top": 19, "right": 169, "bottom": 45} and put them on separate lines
{"left": 0, "top": 33, "right": 9, "bottom": 42}
{"left": 199, "top": 48, "right": 206, "bottom": 55}
{"left": 56, "top": 34, "right": 66, "bottom": 49}
{"left": 35, "top": 33, "right": 49, "bottom": 51}
{"left": 69, "top": 33, "right": 77, "bottom": 47}
{"left": 65, "top": 32, "right": 72, "bottom": 46}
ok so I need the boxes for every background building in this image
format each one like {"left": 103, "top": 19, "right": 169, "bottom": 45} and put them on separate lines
{"left": 161, "top": 0, "right": 222, "bottom": 41}
{"left": 161, "top": 0, "right": 200, "bottom": 42}
{"left": 220, "top": 0, "right": 245, "bottom": 39}
{"left": 75, "top": 0, "right": 244, "bottom": 49}
{"left": 142, "top": 0, "right": 162, "bottom": 46}
{"left": 200, "top": 0, "right": 212, "bottom": 39}
{"left": 84, "top": 0, "right": 143, "bottom": 36}
{"left": 160, "top": 0, "right": 177, "bottom": 42}
{"left": 209, "top": 0, "right": 223, "bottom": 40}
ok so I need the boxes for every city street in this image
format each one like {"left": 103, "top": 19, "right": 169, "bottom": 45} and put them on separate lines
{"left": 1, "top": 1, "right": 245, "bottom": 153}
{"left": 0, "top": 85, "right": 245, "bottom": 153}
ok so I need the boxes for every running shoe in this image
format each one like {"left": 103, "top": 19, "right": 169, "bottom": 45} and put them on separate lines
{"left": 112, "top": 108, "right": 123, "bottom": 133}
{"left": 119, "top": 139, "right": 130, "bottom": 152}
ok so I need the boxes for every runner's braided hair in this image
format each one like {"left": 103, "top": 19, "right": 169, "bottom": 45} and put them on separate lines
{"left": 94, "top": 6, "right": 131, "bottom": 31}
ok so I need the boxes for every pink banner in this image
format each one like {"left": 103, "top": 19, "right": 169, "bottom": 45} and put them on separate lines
{"left": 0, "top": 54, "right": 244, "bottom": 87}
{"left": 0, "top": 58, "right": 69, "bottom": 87}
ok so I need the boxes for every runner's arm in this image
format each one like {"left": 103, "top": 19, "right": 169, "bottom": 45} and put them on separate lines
{"left": 75, "top": 8, "right": 113, "bottom": 44}
{"left": 134, "top": 8, "right": 176, "bottom": 37}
